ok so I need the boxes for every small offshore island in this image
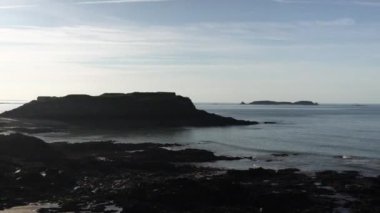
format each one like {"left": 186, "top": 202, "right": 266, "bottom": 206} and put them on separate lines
{"left": 1, "top": 92, "right": 256, "bottom": 127}
{"left": 242, "top": 100, "right": 319, "bottom": 105}
{"left": 0, "top": 93, "right": 379, "bottom": 212}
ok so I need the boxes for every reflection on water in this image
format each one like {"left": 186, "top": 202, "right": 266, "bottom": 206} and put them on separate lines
{"left": 37, "top": 126, "right": 192, "bottom": 144}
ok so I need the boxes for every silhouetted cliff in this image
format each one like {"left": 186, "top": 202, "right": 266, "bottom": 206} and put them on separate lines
{"left": 1, "top": 92, "right": 256, "bottom": 127}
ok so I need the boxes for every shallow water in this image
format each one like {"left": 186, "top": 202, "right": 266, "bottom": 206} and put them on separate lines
{"left": 0, "top": 102, "right": 24, "bottom": 114}
{"left": 1, "top": 102, "right": 379, "bottom": 176}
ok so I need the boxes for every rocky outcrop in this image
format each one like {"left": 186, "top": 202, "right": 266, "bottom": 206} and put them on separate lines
{"left": 0, "top": 133, "right": 62, "bottom": 161}
{"left": 250, "top": 100, "right": 318, "bottom": 105}
{"left": 0, "top": 134, "right": 379, "bottom": 212}
{"left": 1, "top": 92, "right": 257, "bottom": 127}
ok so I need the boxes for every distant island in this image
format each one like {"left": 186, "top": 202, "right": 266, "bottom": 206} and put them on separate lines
{"left": 243, "top": 100, "right": 318, "bottom": 106}
{"left": 1, "top": 92, "right": 257, "bottom": 127}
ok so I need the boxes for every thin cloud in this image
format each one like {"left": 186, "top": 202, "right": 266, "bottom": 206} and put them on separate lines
{"left": 272, "top": 0, "right": 380, "bottom": 6}
{"left": 353, "top": 0, "right": 380, "bottom": 6}
{"left": 76, "top": 0, "right": 170, "bottom": 4}
{"left": 0, "top": 18, "right": 375, "bottom": 72}
{"left": 298, "top": 18, "right": 356, "bottom": 27}
{"left": 271, "top": 0, "right": 320, "bottom": 4}
{"left": 272, "top": 0, "right": 311, "bottom": 3}
{"left": 0, "top": 4, "right": 36, "bottom": 9}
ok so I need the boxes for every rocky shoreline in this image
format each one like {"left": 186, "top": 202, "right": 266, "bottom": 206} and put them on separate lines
{"left": 0, "top": 134, "right": 379, "bottom": 212}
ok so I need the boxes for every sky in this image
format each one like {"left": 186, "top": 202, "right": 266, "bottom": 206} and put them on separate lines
{"left": 0, "top": 0, "right": 379, "bottom": 103}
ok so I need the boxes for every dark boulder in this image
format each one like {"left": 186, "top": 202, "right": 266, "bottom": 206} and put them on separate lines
{"left": 0, "top": 134, "right": 62, "bottom": 161}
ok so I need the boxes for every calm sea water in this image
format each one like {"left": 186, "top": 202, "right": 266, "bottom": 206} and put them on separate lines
{"left": 195, "top": 104, "right": 380, "bottom": 176}
{"left": 1, "top": 102, "right": 379, "bottom": 176}
{"left": 0, "top": 102, "right": 25, "bottom": 113}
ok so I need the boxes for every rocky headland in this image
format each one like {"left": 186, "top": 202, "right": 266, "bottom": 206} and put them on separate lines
{"left": 1, "top": 92, "right": 256, "bottom": 127}
{"left": 0, "top": 134, "right": 379, "bottom": 212}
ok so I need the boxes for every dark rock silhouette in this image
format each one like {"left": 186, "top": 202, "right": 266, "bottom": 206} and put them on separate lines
{"left": 0, "top": 133, "right": 62, "bottom": 161}
{"left": 0, "top": 134, "right": 378, "bottom": 212}
{"left": 1, "top": 92, "right": 257, "bottom": 127}
{"left": 293, "top": 101, "right": 319, "bottom": 105}
{"left": 250, "top": 100, "right": 318, "bottom": 105}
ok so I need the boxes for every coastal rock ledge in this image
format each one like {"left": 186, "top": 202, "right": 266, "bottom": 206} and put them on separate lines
{"left": 1, "top": 92, "right": 257, "bottom": 127}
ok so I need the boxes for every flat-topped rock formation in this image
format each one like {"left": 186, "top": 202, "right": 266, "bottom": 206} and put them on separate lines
{"left": 249, "top": 100, "right": 318, "bottom": 106}
{"left": 1, "top": 92, "right": 256, "bottom": 127}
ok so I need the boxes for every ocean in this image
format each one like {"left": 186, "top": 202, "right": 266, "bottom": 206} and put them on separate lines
{"left": 1, "top": 102, "right": 379, "bottom": 176}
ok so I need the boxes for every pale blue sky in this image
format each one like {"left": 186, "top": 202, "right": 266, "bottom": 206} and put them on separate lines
{"left": 1, "top": 0, "right": 379, "bottom": 103}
